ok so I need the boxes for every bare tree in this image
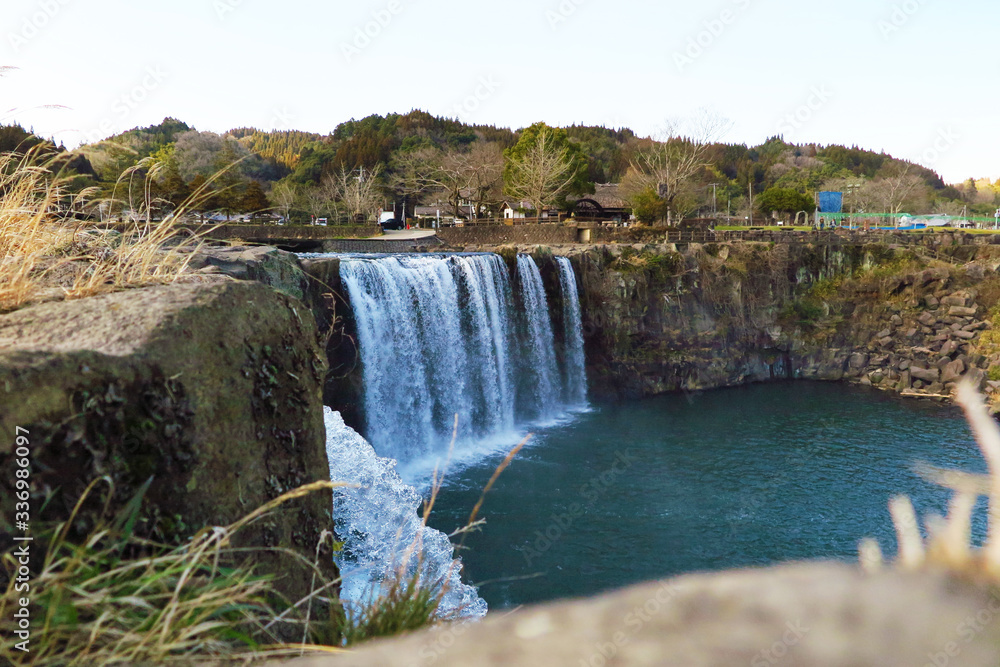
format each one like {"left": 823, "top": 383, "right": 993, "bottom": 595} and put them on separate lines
{"left": 464, "top": 143, "right": 504, "bottom": 218}
{"left": 503, "top": 127, "right": 579, "bottom": 218}
{"left": 859, "top": 163, "right": 926, "bottom": 223}
{"left": 325, "top": 165, "right": 383, "bottom": 224}
{"left": 395, "top": 145, "right": 504, "bottom": 220}
{"left": 622, "top": 112, "right": 729, "bottom": 224}
{"left": 270, "top": 181, "right": 298, "bottom": 223}
{"left": 390, "top": 148, "right": 440, "bottom": 211}
{"left": 301, "top": 185, "right": 331, "bottom": 223}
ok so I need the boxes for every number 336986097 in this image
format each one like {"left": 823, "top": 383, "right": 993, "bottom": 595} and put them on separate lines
{"left": 13, "top": 429, "right": 30, "bottom": 522}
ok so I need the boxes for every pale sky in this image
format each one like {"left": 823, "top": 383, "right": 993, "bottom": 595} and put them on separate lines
{"left": 2, "top": 0, "right": 996, "bottom": 184}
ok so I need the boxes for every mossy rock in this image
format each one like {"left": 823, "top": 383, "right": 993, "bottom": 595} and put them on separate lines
{"left": 0, "top": 280, "right": 335, "bottom": 604}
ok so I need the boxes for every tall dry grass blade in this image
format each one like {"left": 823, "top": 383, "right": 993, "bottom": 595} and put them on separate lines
{"left": 955, "top": 380, "right": 1000, "bottom": 568}
{"left": 464, "top": 435, "right": 530, "bottom": 533}
{"left": 889, "top": 495, "right": 924, "bottom": 570}
{"left": 933, "top": 492, "right": 976, "bottom": 564}
{"left": 858, "top": 538, "right": 884, "bottom": 574}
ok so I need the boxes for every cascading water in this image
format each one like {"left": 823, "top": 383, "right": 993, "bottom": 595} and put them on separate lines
{"left": 514, "top": 255, "right": 562, "bottom": 421}
{"left": 340, "top": 253, "right": 588, "bottom": 468}
{"left": 324, "top": 408, "right": 487, "bottom": 620}
{"left": 330, "top": 251, "right": 588, "bottom": 620}
{"left": 557, "top": 257, "right": 588, "bottom": 407}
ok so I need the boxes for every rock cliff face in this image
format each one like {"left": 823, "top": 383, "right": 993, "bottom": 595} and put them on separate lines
{"left": 0, "top": 278, "right": 336, "bottom": 602}
{"left": 515, "top": 242, "right": 1000, "bottom": 405}
{"left": 304, "top": 241, "right": 1000, "bottom": 420}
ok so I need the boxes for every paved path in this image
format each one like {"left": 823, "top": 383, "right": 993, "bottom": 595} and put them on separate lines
{"left": 376, "top": 229, "right": 438, "bottom": 241}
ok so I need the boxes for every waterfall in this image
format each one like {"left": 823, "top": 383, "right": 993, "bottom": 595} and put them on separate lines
{"left": 324, "top": 408, "right": 487, "bottom": 621}
{"left": 332, "top": 251, "right": 588, "bottom": 619}
{"left": 340, "top": 253, "right": 588, "bottom": 470}
{"left": 557, "top": 257, "right": 588, "bottom": 407}
{"left": 340, "top": 254, "right": 516, "bottom": 465}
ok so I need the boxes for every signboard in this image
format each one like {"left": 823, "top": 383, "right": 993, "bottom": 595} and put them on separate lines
{"left": 818, "top": 191, "right": 844, "bottom": 214}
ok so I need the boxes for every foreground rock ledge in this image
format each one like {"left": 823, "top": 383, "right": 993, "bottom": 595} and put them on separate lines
{"left": 0, "top": 279, "right": 335, "bottom": 602}
{"left": 285, "top": 563, "right": 1000, "bottom": 666}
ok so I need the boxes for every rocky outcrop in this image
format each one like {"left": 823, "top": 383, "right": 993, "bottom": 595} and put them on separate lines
{"left": 188, "top": 245, "right": 312, "bottom": 301}
{"left": 283, "top": 563, "right": 1000, "bottom": 666}
{"left": 0, "top": 279, "right": 336, "bottom": 602}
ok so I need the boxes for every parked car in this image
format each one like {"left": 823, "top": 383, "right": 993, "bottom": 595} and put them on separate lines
{"left": 380, "top": 218, "right": 405, "bottom": 231}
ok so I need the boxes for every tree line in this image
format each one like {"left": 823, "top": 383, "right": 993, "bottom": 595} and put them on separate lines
{"left": 5, "top": 110, "right": 995, "bottom": 225}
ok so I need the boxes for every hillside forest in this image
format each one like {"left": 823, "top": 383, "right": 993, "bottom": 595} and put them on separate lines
{"left": 4, "top": 111, "right": 995, "bottom": 225}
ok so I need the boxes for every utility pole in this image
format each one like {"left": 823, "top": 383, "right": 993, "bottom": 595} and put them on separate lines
{"left": 710, "top": 183, "right": 718, "bottom": 218}
{"left": 748, "top": 180, "right": 753, "bottom": 227}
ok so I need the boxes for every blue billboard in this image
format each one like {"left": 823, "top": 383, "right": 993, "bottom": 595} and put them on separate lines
{"left": 818, "top": 191, "right": 844, "bottom": 214}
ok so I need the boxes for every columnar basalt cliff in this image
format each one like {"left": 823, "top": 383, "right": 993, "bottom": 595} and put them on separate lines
{"left": 502, "top": 241, "right": 1000, "bottom": 406}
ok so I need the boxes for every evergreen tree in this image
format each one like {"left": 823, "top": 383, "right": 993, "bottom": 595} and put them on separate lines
{"left": 241, "top": 181, "right": 270, "bottom": 217}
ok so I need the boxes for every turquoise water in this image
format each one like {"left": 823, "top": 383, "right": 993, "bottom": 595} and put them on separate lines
{"left": 426, "top": 382, "right": 987, "bottom": 609}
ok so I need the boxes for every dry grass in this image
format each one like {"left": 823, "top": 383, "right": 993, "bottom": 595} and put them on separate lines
{"left": 0, "top": 149, "right": 211, "bottom": 313}
{"left": 860, "top": 381, "right": 1000, "bottom": 578}
{"left": 0, "top": 148, "right": 73, "bottom": 310}
{"left": 0, "top": 479, "right": 349, "bottom": 666}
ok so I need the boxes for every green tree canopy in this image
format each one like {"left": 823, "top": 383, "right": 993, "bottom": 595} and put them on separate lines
{"left": 503, "top": 122, "right": 593, "bottom": 214}
{"left": 756, "top": 187, "right": 815, "bottom": 215}
{"left": 241, "top": 180, "right": 270, "bottom": 216}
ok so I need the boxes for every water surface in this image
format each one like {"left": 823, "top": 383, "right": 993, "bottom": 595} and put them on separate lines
{"left": 427, "top": 382, "right": 986, "bottom": 609}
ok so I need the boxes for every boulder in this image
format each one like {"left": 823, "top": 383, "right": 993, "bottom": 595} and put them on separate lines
{"left": 0, "top": 281, "right": 335, "bottom": 604}
{"left": 918, "top": 312, "right": 937, "bottom": 326}
{"left": 897, "top": 370, "right": 912, "bottom": 391}
{"left": 968, "top": 367, "right": 989, "bottom": 392}
{"left": 939, "top": 340, "right": 959, "bottom": 358}
{"left": 284, "top": 564, "right": 1000, "bottom": 667}
{"left": 188, "top": 245, "right": 311, "bottom": 302}
{"left": 953, "top": 330, "right": 977, "bottom": 340}
{"left": 965, "top": 263, "right": 986, "bottom": 280}
{"left": 949, "top": 306, "right": 978, "bottom": 317}
{"left": 941, "top": 294, "right": 969, "bottom": 308}
{"left": 909, "top": 366, "right": 940, "bottom": 383}
{"left": 848, "top": 352, "right": 869, "bottom": 370}
{"left": 941, "top": 359, "right": 966, "bottom": 384}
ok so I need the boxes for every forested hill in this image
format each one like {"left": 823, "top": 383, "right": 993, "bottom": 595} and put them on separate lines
{"left": 78, "top": 112, "right": 953, "bottom": 195}
{"left": 5, "top": 109, "right": 996, "bottom": 220}
{"left": 228, "top": 128, "right": 324, "bottom": 169}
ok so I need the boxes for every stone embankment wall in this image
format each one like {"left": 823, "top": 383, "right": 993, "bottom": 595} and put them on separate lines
{"left": 319, "top": 237, "right": 442, "bottom": 254}
{"left": 439, "top": 224, "right": 1000, "bottom": 251}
